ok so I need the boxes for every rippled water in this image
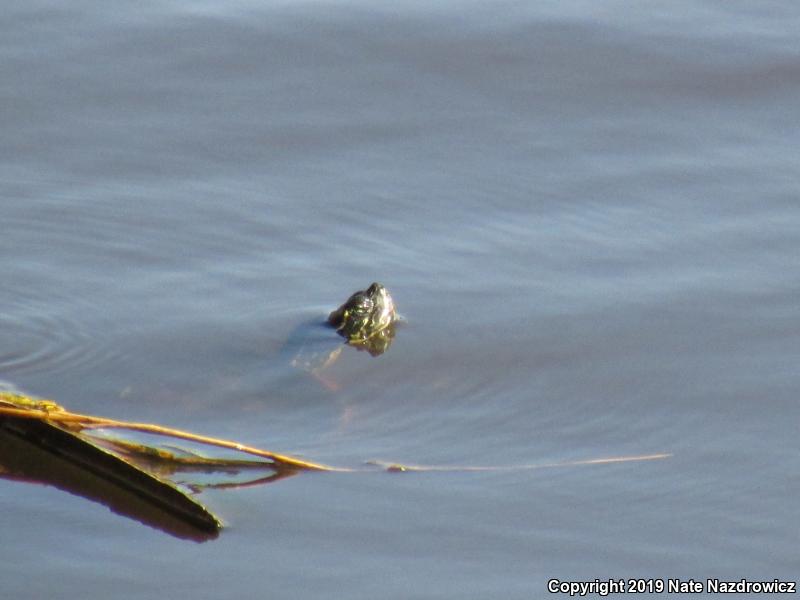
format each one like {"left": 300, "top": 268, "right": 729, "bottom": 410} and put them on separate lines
{"left": 2, "top": 1, "right": 799, "bottom": 598}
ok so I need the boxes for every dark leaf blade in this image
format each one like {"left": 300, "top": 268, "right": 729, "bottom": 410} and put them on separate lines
{"left": 0, "top": 414, "right": 222, "bottom": 541}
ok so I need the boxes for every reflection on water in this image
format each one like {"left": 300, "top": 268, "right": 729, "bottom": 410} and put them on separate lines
{"left": 0, "top": 390, "right": 308, "bottom": 541}
{"left": 348, "top": 324, "right": 396, "bottom": 357}
{"left": 1, "top": 387, "right": 672, "bottom": 543}
{"left": 0, "top": 419, "right": 221, "bottom": 542}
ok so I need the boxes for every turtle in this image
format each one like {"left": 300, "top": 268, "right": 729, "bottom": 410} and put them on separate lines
{"left": 327, "top": 282, "right": 397, "bottom": 346}
{"left": 286, "top": 283, "right": 400, "bottom": 385}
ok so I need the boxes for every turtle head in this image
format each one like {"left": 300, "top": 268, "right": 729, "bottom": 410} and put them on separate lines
{"left": 328, "top": 282, "right": 396, "bottom": 342}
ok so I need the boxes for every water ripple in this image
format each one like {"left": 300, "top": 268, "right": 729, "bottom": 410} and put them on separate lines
{"left": 0, "top": 287, "right": 119, "bottom": 377}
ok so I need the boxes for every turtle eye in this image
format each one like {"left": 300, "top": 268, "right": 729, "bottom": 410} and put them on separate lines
{"left": 349, "top": 294, "right": 372, "bottom": 315}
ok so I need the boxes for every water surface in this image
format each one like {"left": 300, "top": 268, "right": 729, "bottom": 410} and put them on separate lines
{"left": 1, "top": 1, "right": 799, "bottom": 598}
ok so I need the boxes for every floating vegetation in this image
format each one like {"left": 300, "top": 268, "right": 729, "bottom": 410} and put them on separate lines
{"left": 0, "top": 391, "right": 335, "bottom": 541}
{"left": 0, "top": 390, "right": 671, "bottom": 541}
